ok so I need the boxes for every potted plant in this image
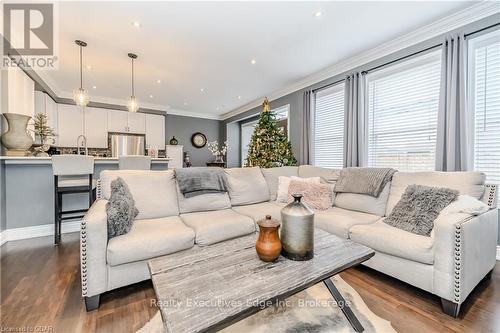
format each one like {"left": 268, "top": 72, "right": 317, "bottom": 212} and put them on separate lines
{"left": 207, "top": 140, "right": 228, "bottom": 163}
{"left": 31, "top": 113, "right": 56, "bottom": 156}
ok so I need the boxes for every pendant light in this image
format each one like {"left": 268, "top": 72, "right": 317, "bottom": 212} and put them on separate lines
{"left": 127, "top": 53, "right": 139, "bottom": 112}
{"left": 73, "top": 40, "right": 90, "bottom": 107}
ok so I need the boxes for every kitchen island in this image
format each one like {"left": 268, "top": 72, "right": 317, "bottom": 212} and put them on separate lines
{"left": 0, "top": 156, "right": 170, "bottom": 238}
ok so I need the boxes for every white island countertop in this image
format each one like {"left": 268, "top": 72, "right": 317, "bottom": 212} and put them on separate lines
{"left": 0, "top": 156, "right": 172, "bottom": 165}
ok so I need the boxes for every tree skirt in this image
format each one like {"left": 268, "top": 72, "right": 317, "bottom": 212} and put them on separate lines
{"left": 137, "top": 276, "right": 395, "bottom": 333}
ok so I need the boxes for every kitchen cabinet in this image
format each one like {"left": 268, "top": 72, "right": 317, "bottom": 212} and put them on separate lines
{"left": 57, "top": 104, "right": 83, "bottom": 147}
{"left": 107, "top": 110, "right": 145, "bottom": 134}
{"left": 84, "top": 107, "right": 108, "bottom": 148}
{"left": 145, "top": 113, "right": 165, "bottom": 149}
{"left": 7, "top": 65, "right": 34, "bottom": 139}
{"left": 34, "top": 91, "right": 58, "bottom": 144}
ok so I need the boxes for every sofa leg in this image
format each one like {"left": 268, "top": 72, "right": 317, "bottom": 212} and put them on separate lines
{"left": 441, "top": 298, "right": 460, "bottom": 318}
{"left": 85, "top": 295, "right": 100, "bottom": 311}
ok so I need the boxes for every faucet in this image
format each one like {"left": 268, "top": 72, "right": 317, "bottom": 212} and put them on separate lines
{"left": 77, "top": 135, "right": 88, "bottom": 155}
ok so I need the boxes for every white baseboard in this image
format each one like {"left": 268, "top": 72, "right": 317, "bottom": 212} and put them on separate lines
{"left": 0, "top": 221, "right": 81, "bottom": 246}
{"left": 497, "top": 246, "right": 500, "bottom": 261}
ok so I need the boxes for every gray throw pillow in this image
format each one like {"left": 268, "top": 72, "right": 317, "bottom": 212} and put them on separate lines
{"left": 384, "top": 184, "right": 458, "bottom": 236}
{"left": 106, "top": 177, "right": 139, "bottom": 239}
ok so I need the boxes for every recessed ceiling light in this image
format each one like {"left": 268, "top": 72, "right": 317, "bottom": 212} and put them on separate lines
{"left": 237, "top": 96, "right": 241, "bottom": 100}
{"left": 92, "top": 85, "right": 97, "bottom": 89}
{"left": 200, "top": 88, "right": 205, "bottom": 92}
{"left": 314, "top": 11, "right": 322, "bottom": 17}
{"left": 149, "top": 94, "right": 153, "bottom": 98}
{"left": 250, "top": 59, "right": 256, "bottom": 65}
{"left": 86, "top": 65, "right": 92, "bottom": 70}
{"left": 156, "top": 79, "right": 161, "bottom": 84}
{"left": 132, "top": 21, "right": 141, "bottom": 28}
{"left": 183, "top": 101, "right": 188, "bottom": 106}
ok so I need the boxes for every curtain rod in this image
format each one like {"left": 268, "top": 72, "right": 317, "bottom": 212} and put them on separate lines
{"left": 311, "top": 78, "right": 345, "bottom": 93}
{"left": 311, "top": 22, "right": 500, "bottom": 92}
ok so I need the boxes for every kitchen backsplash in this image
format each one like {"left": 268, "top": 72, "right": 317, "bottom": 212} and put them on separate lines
{"left": 52, "top": 147, "right": 166, "bottom": 158}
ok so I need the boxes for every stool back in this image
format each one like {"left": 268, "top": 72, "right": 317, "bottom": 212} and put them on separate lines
{"left": 119, "top": 155, "right": 151, "bottom": 170}
{"left": 52, "top": 155, "right": 95, "bottom": 176}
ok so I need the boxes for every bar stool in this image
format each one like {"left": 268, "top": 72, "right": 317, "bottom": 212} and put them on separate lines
{"left": 119, "top": 155, "right": 151, "bottom": 170}
{"left": 52, "top": 155, "right": 96, "bottom": 245}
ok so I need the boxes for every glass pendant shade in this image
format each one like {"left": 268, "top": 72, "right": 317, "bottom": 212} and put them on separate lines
{"left": 127, "top": 96, "right": 139, "bottom": 113}
{"left": 127, "top": 53, "right": 139, "bottom": 112}
{"left": 73, "top": 87, "right": 90, "bottom": 107}
{"left": 73, "top": 40, "right": 90, "bottom": 107}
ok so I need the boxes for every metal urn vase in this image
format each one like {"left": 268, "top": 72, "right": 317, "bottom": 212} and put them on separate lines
{"left": 280, "top": 194, "right": 315, "bottom": 261}
{"left": 1, "top": 113, "right": 33, "bottom": 156}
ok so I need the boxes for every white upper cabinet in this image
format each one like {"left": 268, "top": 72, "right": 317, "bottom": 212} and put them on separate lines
{"left": 84, "top": 107, "right": 108, "bottom": 148}
{"left": 107, "top": 110, "right": 145, "bottom": 134}
{"left": 57, "top": 104, "right": 83, "bottom": 147}
{"left": 145, "top": 114, "right": 165, "bottom": 149}
{"left": 127, "top": 112, "right": 146, "bottom": 134}
{"left": 34, "top": 91, "right": 58, "bottom": 144}
{"left": 107, "top": 110, "right": 128, "bottom": 133}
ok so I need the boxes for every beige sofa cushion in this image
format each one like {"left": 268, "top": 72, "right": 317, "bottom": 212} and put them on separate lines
{"left": 232, "top": 202, "right": 285, "bottom": 221}
{"left": 386, "top": 171, "right": 486, "bottom": 215}
{"left": 349, "top": 219, "right": 434, "bottom": 265}
{"left": 261, "top": 166, "right": 298, "bottom": 200}
{"left": 315, "top": 207, "right": 380, "bottom": 239}
{"left": 334, "top": 183, "right": 390, "bottom": 216}
{"left": 107, "top": 216, "right": 194, "bottom": 266}
{"left": 176, "top": 184, "right": 231, "bottom": 214}
{"left": 298, "top": 165, "right": 340, "bottom": 184}
{"left": 180, "top": 209, "right": 255, "bottom": 246}
{"left": 224, "top": 167, "right": 270, "bottom": 206}
{"left": 100, "top": 170, "right": 179, "bottom": 219}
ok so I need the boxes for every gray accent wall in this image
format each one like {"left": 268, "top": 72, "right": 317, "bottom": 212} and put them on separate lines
{"left": 165, "top": 114, "right": 222, "bottom": 167}
{"left": 221, "top": 14, "right": 500, "bottom": 244}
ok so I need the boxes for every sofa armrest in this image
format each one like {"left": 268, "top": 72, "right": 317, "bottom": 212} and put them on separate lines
{"left": 433, "top": 209, "right": 498, "bottom": 304}
{"left": 81, "top": 199, "right": 109, "bottom": 297}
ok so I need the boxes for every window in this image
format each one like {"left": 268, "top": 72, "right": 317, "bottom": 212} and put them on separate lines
{"left": 366, "top": 51, "right": 441, "bottom": 171}
{"left": 240, "top": 104, "right": 289, "bottom": 166}
{"left": 469, "top": 30, "right": 500, "bottom": 185}
{"left": 241, "top": 119, "right": 258, "bottom": 166}
{"left": 313, "top": 83, "right": 345, "bottom": 168}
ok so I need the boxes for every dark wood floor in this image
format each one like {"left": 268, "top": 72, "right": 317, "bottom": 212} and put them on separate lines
{"left": 1, "top": 233, "right": 498, "bottom": 333}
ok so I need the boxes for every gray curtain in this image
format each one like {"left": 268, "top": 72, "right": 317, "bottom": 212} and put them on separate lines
{"left": 300, "top": 90, "right": 312, "bottom": 165}
{"left": 343, "top": 73, "right": 366, "bottom": 167}
{"left": 435, "top": 33, "right": 470, "bottom": 171}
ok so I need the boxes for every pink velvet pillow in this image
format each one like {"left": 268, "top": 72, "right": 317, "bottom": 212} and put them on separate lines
{"left": 287, "top": 180, "right": 333, "bottom": 210}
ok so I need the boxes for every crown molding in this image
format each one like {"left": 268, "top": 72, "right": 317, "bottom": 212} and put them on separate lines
{"left": 167, "top": 109, "right": 221, "bottom": 120}
{"left": 221, "top": 2, "right": 500, "bottom": 121}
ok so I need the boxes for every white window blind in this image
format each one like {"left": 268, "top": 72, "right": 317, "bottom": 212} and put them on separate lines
{"left": 469, "top": 30, "right": 500, "bottom": 185}
{"left": 366, "top": 51, "right": 441, "bottom": 171}
{"left": 313, "top": 83, "right": 345, "bottom": 168}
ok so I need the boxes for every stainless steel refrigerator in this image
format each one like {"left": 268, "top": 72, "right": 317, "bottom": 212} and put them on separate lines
{"left": 110, "top": 133, "right": 145, "bottom": 157}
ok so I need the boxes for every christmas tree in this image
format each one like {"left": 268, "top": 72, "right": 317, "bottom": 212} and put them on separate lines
{"left": 245, "top": 98, "right": 297, "bottom": 168}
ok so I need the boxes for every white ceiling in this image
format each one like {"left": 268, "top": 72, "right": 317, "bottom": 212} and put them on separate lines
{"left": 37, "top": 1, "right": 478, "bottom": 119}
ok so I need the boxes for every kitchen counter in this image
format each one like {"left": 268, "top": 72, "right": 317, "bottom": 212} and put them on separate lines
{"left": 0, "top": 156, "right": 172, "bottom": 165}
{"left": 0, "top": 155, "right": 171, "bottom": 231}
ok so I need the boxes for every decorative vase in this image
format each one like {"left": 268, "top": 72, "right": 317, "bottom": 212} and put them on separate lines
{"left": 280, "top": 194, "right": 315, "bottom": 261}
{"left": 169, "top": 136, "right": 178, "bottom": 145}
{"left": 255, "top": 215, "right": 282, "bottom": 262}
{"left": 214, "top": 154, "right": 224, "bottom": 163}
{"left": 1, "top": 113, "right": 34, "bottom": 156}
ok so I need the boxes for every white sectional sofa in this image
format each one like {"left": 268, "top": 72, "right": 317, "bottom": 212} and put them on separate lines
{"left": 80, "top": 165, "right": 498, "bottom": 317}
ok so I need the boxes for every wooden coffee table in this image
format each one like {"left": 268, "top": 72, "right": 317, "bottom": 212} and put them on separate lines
{"left": 148, "top": 229, "right": 374, "bottom": 333}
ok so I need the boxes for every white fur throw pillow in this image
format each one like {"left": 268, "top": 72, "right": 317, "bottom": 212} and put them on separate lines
{"left": 440, "top": 195, "right": 490, "bottom": 216}
{"left": 287, "top": 180, "right": 333, "bottom": 210}
{"left": 276, "top": 176, "right": 321, "bottom": 203}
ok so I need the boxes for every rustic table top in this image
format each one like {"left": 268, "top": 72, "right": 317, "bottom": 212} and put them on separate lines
{"left": 148, "top": 229, "right": 374, "bottom": 333}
